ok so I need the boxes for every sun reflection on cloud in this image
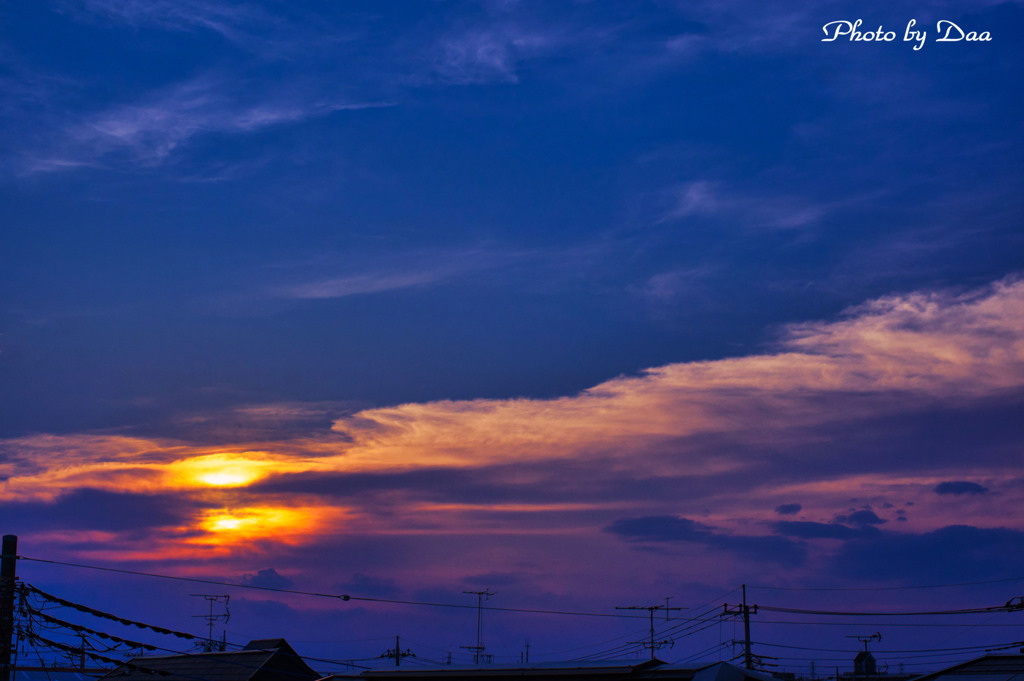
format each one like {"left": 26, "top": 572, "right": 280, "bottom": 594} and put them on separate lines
{"left": 168, "top": 452, "right": 307, "bottom": 489}
{"left": 192, "top": 505, "right": 343, "bottom": 546}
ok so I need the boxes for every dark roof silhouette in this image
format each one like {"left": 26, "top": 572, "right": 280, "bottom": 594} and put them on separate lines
{"left": 246, "top": 641, "right": 293, "bottom": 652}
{"left": 647, "top": 661, "right": 776, "bottom": 681}
{"left": 100, "top": 639, "right": 319, "bottom": 681}
{"left": 14, "top": 670, "right": 107, "bottom": 681}
{"left": 911, "top": 655, "right": 1024, "bottom": 681}
{"left": 321, "top": 659, "right": 775, "bottom": 681}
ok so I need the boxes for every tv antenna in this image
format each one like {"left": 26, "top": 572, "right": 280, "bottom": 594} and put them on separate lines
{"left": 615, "top": 602, "right": 685, "bottom": 660}
{"left": 191, "top": 594, "right": 230, "bottom": 651}
{"left": 847, "top": 632, "right": 882, "bottom": 652}
{"left": 460, "top": 590, "right": 495, "bottom": 664}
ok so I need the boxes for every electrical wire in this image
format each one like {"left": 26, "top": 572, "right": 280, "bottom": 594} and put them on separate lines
{"left": 18, "top": 555, "right": 1024, "bottom": 675}
{"left": 19, "top": 583, "right": 372, "bottom": 673}
{"left": 748, "top": 576, "right": 1024, "bottom": 592}
{"left": 25, "top": 584, "right": 198, "bottom": 639}
{"left": 27, "top": 608, "right": 160, "bottom": 651}
{"left": 671, "top": 641, "right": 730, "bottom": 664}
{"left": 743, "top": 618, "right": 1024, "bottom": 628}
{"left": 751, "top": 599, "right": 1024, "bottom": 617}
{"left": 20, "top": 630, "right": 168, "bottom": 672}
{"left": 19, "top": 556, "right": 647, "bottom": 620}
{"left": 747, "top": 639, "right": 1024, "bottom": 654}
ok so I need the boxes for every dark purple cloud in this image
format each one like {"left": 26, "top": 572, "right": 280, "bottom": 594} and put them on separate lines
{"left": 242, "top": 568, "right": 294, "bottom": 589}
{"left": 775, "top": 503, "right": 802, "bottom": 515}
{"left": 339, "top": 574, "right": 401, "bottom": 598}
{"left": 253, "top": 465, "right": 749, "bottom": 507}
{"left": 463, "top": 573, "right": 520, "bottom": 587}
{"left": 604, "top": 515, "right": 806, "bottom": 566}
{"left": 831, "top": 525, "right": 1024, "bottom": 583}
{"left": 934, "top": 481, "right": 989, "bottom": 496}
{"left": 0, "top": 488, "right": 195, "bottom": 533}
{"left": 772, "top": 521, "right": 881, "bottom": 540}
{"left": 604, "top": 515, "right": 711, "bottom": 542}
{"left": 836, "top": 509, "right": 887, "bottom": 526}
{"left": 255, "top": 467, "right": 579, "bottom": 505}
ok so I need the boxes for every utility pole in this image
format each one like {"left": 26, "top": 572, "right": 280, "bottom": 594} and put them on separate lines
{"left": 460, "top": 590, "right": 494, "bottom": 664}
{"left": 381, "top": 636, "right": 414, "bottom": 667}
{"left": 191, "top": 595, "right": 230, "bottom": 652}
{"left": 615, "top": 603, "right": 684, "bottom": 661}
{"left": 1, "top": 536, "right": 18, "bottom": 681}
{"left": 723, "top": 585, "right": 758, "bottom": 670}
{"left": 75, "top": 633, "right": 86, "bottom": 669}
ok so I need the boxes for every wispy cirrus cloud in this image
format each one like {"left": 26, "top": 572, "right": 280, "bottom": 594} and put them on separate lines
{"left": 430, "top": 24, "right": 565, "bottom": 85}
{"left": 60, "top": 0, "right": 368, "bottom": 63}
{"left": 65, "top": 0, "right": 267, "bottom": 36}
{"left": 661, "top": 180, "right": 826, "bottom": 230}
{"left": 422, "top": 1, "right": 628, "bottom": 87}
{"left": 433, "top": 29, "right": 524, "bottom": 84}
{"left": 262, "top": 245, "right": 591, "bottom": 302}
{"left": 57, "top": 0, "right": 305, "bottom": 54}
{"left": 19, "top": 75, "right": 390, "bottom": 174}
{"left": 279, "top": 266, "right": 462, "bottom": 301}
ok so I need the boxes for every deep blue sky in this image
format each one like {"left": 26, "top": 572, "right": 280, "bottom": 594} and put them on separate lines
{"left": 2, "top": 0, "right": 1024, "bottom": 673}
{"left": 4, "top": 0, "right": 1021, "bottom": 437}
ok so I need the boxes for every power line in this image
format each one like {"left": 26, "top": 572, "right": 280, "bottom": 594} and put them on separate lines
{"left": 23, "top": 608, "right": 160, "bottom": 652}
{"left": 20, "top": 554, "right": 1024, "bottom": 675}
{"left": 571, "top": 605, "right": 725, "bottom": 662}
{"left": 741, "top": 618, "right": 1024, "bottom": 628}
{"left": 21, "top": 557, "right": 351, "bottom": 601}
{"left": 19, "top": 586, "right": 372, "bottom": 673}
{"left": 614, "top": 604, "right": 685, "bottom": 660}
{"left": 748, "top": 576, "right": 1024, "bottom": 592}
{"left": 30, "top": 555, "right": 1024, "bottom": 622}
{"left": 672, "top": 641, "right": 730, "bottom": 665}
{"left": 19, "top": 556, "right": 646, "bottom": 620}
{"left": 754, "top": 598, "right": 1024, "bottom": 617}
{"left": 20, "top": 630, "right": 167, "bottom": 671}
{"left": 25, "top": 585, "right": 199, "bottom": 639}
{"left": 747, "top": 639, "right": 1024, "bottom": 654}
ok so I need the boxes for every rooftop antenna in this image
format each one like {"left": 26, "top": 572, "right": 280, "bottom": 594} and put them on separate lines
{"left": 615, "top": 603, "right": 685, "bottom": 660}
{"left": 460, "top": 590, "right": 495, "bottom": 664}
{"left": 191, "top": 595, "right": 230, "bottom": 652}
{"left": 847, "top": 633, "right": 882, "bottom": 652}
{"left": 847, "top": 633, "right": 881, "bottom": 677}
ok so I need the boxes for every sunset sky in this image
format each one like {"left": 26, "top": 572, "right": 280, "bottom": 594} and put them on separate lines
{"left": 2, "top": 0, "right": 1023, "bottom": 674}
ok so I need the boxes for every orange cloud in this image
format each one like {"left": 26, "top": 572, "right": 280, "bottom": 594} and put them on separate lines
{"left": 3, "top": 276, "right": 1023, "bottom": 559}
{"left": 329, "top": 277, "right": 1024, "bottom": 473}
